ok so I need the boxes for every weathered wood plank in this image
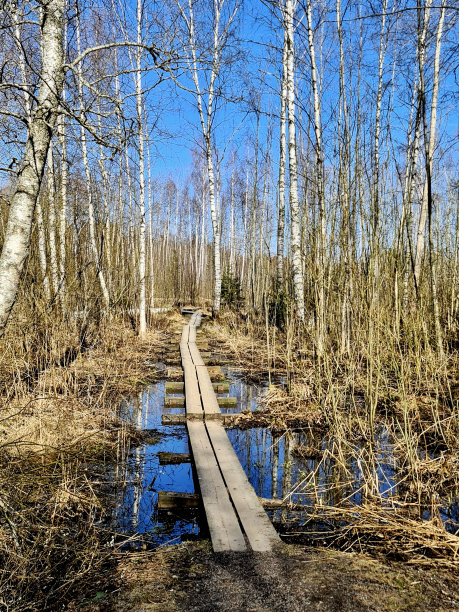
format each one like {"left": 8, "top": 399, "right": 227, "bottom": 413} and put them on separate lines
{"left": 162, "top": 413, "right": 243, "bottom": 425}
{"left": 158, "top": 491, "right": 199, "bottom": 509}
{"left": 205, "top": 420, "right": 281, "bottom": 552}
{"left": 165, "top": 396, "right": 236, "bottom": 408}
{"left": 184, "top": 365, "right": 202, "bottom": 416}
{"left": 157, "top": 492, "right": 301, "bottom": 510}
{"left": 161, "top": 414, "right": 187, "bottom": 425}
{"left": 158, "top": 452, "right": 191, "bottom": 465}
{"left": 187, "top": 420, "right": 246, "bottom": 552}
{"left": 196, "top": 364, "right": 220, "bottom": 416}
{"left": 166, "top": 366, "right": 224, "bottom": 381}
{"left": 188, "top": 342, "right": 205, "bottom": 366}
{"left": 166, "top": 381, "right": 230, "bottom": 394}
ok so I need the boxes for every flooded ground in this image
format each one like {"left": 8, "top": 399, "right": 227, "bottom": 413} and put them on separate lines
{"left": 111, "top": 366, "right": 459, "bottom": 547}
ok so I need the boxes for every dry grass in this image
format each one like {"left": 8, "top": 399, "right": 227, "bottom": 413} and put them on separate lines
{"left": 297, "top": 503, "right": 459, "bottom": 570}
{"left": 210, "top": 309, "right": 459, "bottom": 569}
{"left": 0, "top": 313, "right": 172, "bottom": 611}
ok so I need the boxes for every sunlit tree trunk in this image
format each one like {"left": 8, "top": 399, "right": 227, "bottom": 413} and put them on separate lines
{"left": 46, "top": 142, "right": 59, "bottom": 300}
{"left": 305, "top": 0, "right": 325, "bottom": 342}
{"left": 285, "top": 0, "right": 305, "bottom": 323}
{"left": 414, "top": 1, "right": 445, "bottom": 290}
{"left": 336, "top": 0, "right": 352, "bottom": 355}
{"left": 0, "top": 0, "right": 65, "bottom": 334}
{"left": 277, "top": 27, "right": 287, "bottom": 290}
{"left": 57, "top": 110, "right": 68, "bottom": 303}
{"left": 370, "top": 0, "right": 388, "bottom": 305}
{"left": 76, "top": 8, "right": 110, "bottom": 310}
{"left": 136, "top": 0, "right": 147, "bottom": 335}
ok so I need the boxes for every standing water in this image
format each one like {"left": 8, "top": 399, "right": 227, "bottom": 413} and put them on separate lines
{"left": 111, "top": 367, "right": 458, "bottom": 546}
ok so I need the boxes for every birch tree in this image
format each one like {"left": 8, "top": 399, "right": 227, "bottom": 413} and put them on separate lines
{"left": 174, "top": 0, "right": 240, "bottom": 315}
{"left": 0, "top": 0, "right": 66, "bottom": 334}
{"left": 413, "top": 1, "right": 446, "bottom": 290}
{"left": 276, "top": 24, "right": 287, "bottom": 290}
{"left": 285, "top": 0, "right": 305, "bottom": 322}
{"left": 135, "top": 0, "right": 147, "bottom": 335}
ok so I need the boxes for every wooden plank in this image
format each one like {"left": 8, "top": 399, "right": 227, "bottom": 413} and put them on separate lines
{"left": 196, "top": 364, "right": 220, "bottom": 416}
{"left": 166, "top": 381, "right": 230, "bottom": 394}
{"left": 187, "top": 420, "right": 246, "bottom": 552}
{"left": 161, "top": 414, "right": 187, "bottom": 425}
{"left": 169, "top": 339, "right": 209, "bottom": 349}
{"left": 180, "top": 324, "right": 189, "bottom": 345}
{"left": 180, "top": 331, "right": 203, "bottom": 417}
{"left": 184, "top": 364, "right": 203, "bottom": 416}
{"left": 188, "top": 341, "right": 204, "bottom": 366}
{"left": 165, "top": 381, "right": 185, "bottom": 392}
{"left": 166, "top": 366, "right": 223, "bottom": 379}
{"left": 158, "top": 491, "right": 199, "bottom": 509}
{"left": 162, "top": 413, "right": 244, "bottom": 425}
{"left": 165, "top": 396, "right": 236, "bottom": 408}
{"left": 158, "top": 452, "right": 191, "bottom": 465}
{"left": 205, "top": 420, "right": 281, "bottom": 552}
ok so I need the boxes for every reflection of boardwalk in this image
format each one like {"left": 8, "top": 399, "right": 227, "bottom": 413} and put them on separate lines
{"left": 180, "top": 311, "right": 280, "bottom": 552}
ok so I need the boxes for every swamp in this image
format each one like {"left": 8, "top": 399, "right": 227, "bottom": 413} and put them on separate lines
{"left": 0, "top": 0, "right": 458, "bottom": 609}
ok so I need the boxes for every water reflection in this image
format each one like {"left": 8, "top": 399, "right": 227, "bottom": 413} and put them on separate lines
{"left": 112, "top": 368, "right": 458, "bottom": 546}
{"left": 113, "top": 382, "right": 199, "bottom": 546}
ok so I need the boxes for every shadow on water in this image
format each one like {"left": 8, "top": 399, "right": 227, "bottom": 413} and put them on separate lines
{"left": 111, "top": 366, "right": 458, "bottom": 547}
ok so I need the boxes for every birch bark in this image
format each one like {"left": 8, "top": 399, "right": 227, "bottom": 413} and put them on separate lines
{"left": 305, "top": 0, "right": 325, "bottom": 336}
{"left": 76, "top": 9, "right": 110, "bottom": 309}
{"left": 136, "top": 0, "right": 147, "bottom": 335}
{"left": 414, "top": 2, "right": 446, "bottom": 289}
{"left": 0, "top": 0, "right": 65, "bottom": 333}
{"left": 285, "top": 0, "right": 305, "bottom": 323}
{"left": 277, "top": 28, "right": 287, "bottom": 289}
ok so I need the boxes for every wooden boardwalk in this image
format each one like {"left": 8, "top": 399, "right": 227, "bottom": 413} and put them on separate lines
{"left": 179, "top": 311, "right": 281, "bottom": 552}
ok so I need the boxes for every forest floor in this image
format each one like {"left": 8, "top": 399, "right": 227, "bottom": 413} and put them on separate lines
{"left": 100, "top": 541, "right": 459, "bottom": 612}
{"left": 1, "top": 309, "right": 458, "bottom": 611}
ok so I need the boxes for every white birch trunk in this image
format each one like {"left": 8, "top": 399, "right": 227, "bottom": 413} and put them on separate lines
{"left": 229, "top": 171, "right": 235, "bottom": 276}
{"left": 136, "top": 5, "right": 147, "bottom": 335}
{"left": 277, "top": 27, "right": 288, "bottom": 289}
{"left": 306, "top": 0, "right": 326, "bottom": 348}
{"left": 36, "top": 196, "right": 50, "bottom": 298}
{"left": 0, "top": 0, "right": 65, "bottom": 333}
{"left": 46, "top": 142, "right": 59, "bottom": 300}
{"left": 414, "top": 2, "right": 445, "bottom": 289}
{"left": 57, "top": 110, "right": 67, "bottom": 302}
{"left": 286, "top": 0, "right": 305, "bottom": 323}
{"left": 371, "top": 0, "right": 388, "bottom": 304}
{"left": 76, "top": 11, "right": 110, "bottom": 309}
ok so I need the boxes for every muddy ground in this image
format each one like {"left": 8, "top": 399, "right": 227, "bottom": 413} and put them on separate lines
{"left": 80, "top": 540, "right": 458, "bottom": 611}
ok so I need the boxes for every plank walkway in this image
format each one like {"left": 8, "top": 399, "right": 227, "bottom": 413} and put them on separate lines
{"left": 179, "top": 311, "right": 280, "bottom": 552}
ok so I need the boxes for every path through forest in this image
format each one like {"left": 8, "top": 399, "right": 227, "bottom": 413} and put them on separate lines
{"left": 110, "top": 541, "right": 458, "bottom": 611}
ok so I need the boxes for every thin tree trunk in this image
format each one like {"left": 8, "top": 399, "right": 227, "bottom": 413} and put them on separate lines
{"left": 285, "top": 0, "right": 305, "bottom": 323}
{"left": 305, "top": 0, "right": 324, "bottom": 339}
{"left": 371, "top": 0, "right": 388, "bottom": 305}
{"left": 136, "top": 0, "right": 147, "bottom": 335}
{"left": 57, "top": 110, "right": 67, "bottom": 303}
{"left": 414, "top": 1, "right": 445, "bottom": 289}
{"left": 46, "top": 142, "right": 59, "bottom": 300}
{"left": 76, "top": 9, "right": 110, "bottom": 310}
{"left": 277, "top": 28, "right": 287, "bottom": 290}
